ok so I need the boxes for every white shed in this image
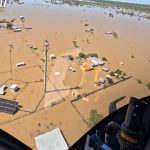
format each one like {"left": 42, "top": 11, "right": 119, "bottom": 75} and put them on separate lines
{"left": 10, "top": 84, "right": 18, "bottom": 92}
{"left": 49, "top": 54, "right": 56, "bottom": 60}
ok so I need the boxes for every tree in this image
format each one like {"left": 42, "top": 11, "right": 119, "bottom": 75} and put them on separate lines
{"left": 121, "top": 75, "right": 125, "bottom": 80}
{"left": 146, "top": 83, "right": 150, "bottom": 90}
{"left": 88, "top": 109, "right": 103, "bottom": 128}
{"left": 68, "top": 55, "right": 74, "bottom": 61}
{"left": 109, "top": 71, "right": 115, "bottom": 76}
{"left": 112, "top": 31, "right": 118, "bottom": 39}
{"left": 79, "top": 52, "right": 86, "bottom": 59}
{"left": 115, "top": 69, "right": 122, "bottom": 75}
{"left": 95, "top": 81, "right": 101, "bottom": 86}
{"left": 122, "top": 72, "right": 127, "bottom": 76}
{"left": 137, "top": 79, "right": 142, "bottom": 84}
{"left": 106, "top": 77, "right": 113, "bottom": 84}
{"left": 87, "top": 53, "right": 98, "bottom": 58}
{"left": 102, "top": 57, "right": 107, "bottom": 61}
{"left": 6, "top": 22, "right": 13, "bottom": 29}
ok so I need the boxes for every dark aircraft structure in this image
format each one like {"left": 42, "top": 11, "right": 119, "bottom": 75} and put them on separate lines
{"left": 0, "top": 96, "right": 150, "bottom": 150}
{"left": 70, "top": 96, "right": 150, "bottom": 150}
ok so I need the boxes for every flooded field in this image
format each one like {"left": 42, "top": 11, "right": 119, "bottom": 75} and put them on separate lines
{"left": 0, "top": 0, "right": 150, "bottom": 149}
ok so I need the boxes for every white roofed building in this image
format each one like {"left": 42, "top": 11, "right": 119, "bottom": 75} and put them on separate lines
{"left": 35, "top": 128, "right": 68, "bottom": 150}
{"left": 87, "top": 57, "right": 105, "bottom": 67}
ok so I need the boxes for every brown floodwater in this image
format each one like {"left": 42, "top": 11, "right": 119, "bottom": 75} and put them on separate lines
{"left": 1, "top": 0, "right": 150, "bottom": 81}
{"left": 0, "top": 0, "right": 150, "bottom": 148}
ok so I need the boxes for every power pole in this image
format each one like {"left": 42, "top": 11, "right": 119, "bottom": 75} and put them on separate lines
{"left": 44, "top": 39, "right": 49, "bottom": 94}
{"left": 9, "top": 44, "right": 13, "bottom": 85}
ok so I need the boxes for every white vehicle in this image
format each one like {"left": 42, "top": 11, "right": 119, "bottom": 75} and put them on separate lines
{"left": 11, "top": 26, "right": 22, "bottom": 32}
{"left": 68, "top": 66, "right": 76, "bottom": 72}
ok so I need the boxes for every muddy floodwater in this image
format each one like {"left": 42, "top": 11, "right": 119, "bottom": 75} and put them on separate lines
{"left": 0, "top": 0, "right": 150, "bottom": 149}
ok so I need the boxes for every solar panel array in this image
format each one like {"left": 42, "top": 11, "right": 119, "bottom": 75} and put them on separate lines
{"left": 0, "top": 98, "right": 19, "bottom": 114}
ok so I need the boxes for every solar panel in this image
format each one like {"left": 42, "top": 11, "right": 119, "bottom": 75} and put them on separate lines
{"left": 0, "top": 98, "right": 18, "bottom": 105}
{"left": 0, "top": 98, "right": 19, "bottom": 114}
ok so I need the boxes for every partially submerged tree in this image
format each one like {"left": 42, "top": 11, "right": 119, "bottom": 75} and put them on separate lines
{"left": 87, "top": 53, "right": 98, "bottom": 58}
{"left": 112, "top": 31, "right": 118, "bottom": 39}
{"left": 79, "top": 52, "right": 87, "bottom": 59}
{"left": 88, "top": 109, "right": 103, "bottom": 128}
{"left": 146, "top": 83, "right": 150, "bottom": 90}
{"left": 115, "top": 69, "right": 122, "bottom": 75}
{"left": 106, "top": 77, "right": 113, "bottom": 84}
{"left": 109, "top": 71, "right": 115, "bottom": 76}
{"left": 102, "top": 57, "right": 107, "bottom": 61}
{"left": 68, "top": 55, "right": 74, "bottom": 61}
{"left": 6, "top": 22, "right": 13, "bottom": 29}
{"left": 137, "top": 79, "right": 143, "bottom": 84}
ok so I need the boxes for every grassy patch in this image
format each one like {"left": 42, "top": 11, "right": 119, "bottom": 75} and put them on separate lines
{"left": 112, "top": 31, "right": 118, "bottom": 39}
{"left": 40, "top": 58, "right": 45, "bottom": 62}
{"left": 88, "top": 109, "right": 103, "bottom": 128}
{"left": 146, "top": 83, "right": 150, "bottom": 90}
{"left": 137, "top": 79, "right": 143, "bottom": 84}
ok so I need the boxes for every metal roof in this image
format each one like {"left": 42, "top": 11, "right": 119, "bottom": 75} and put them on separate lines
{"left": 35, "top": 128, "right": 68, "bottom": 150}
{"left": 0, "top": 98, "right": 19, "bottom": 114}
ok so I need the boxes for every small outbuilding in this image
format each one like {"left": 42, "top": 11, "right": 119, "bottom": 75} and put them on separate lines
{"left": 87, "top": 57, "right": 105, "bottom": 67}
{"left": 0, "top": 85, "right": 7, "bottom": 95}
{"left": 102, "top": 67, "right": 109, "bottom": 72}
{"left": 0, "top": 85, "right": 7, "bottom": 91}
{"left": 16, "top": 62, "right": 26, "bottom": 67}
{"left": 98, "top": 78, "right": 106, "bottom": 84}
{"left": 49, "top": 54, "right": 56, "bottom": 60}
{"left": 10, "top": 84, "right": 19, "bottom": 92}
{"left": 19, "top": 16, "right": 25, "bottom": 20}
{"left": 0, "top": 90, "right": 5, "bottom": 95}
{"left": 81, "top": 63, "right": 94, "bottom": 71}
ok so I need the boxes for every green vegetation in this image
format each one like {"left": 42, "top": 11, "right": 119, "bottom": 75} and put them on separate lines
{"left": 112, "top": 32, "right": 118, "bottom": 39}
{"left": 40, "top": 58, "right": 45, "bottom": 62}
{"left": 145, "top": 15, "right": 150, "bottom": 20}
{"left": 106, "top": 77, "right": 113, "bottom": 84}
{"left": 109, "top": 71, "right": 115, "bottom": 76}
{"left": 79, "top": 52, "right": 87, "bottom": 59}
{"left": 121, "top": 75, "right": 125, "bottom": 80}
{"left": 73, "top": 40, "right": 79, "bottom": 48}
{"left": 128, "top": 11, "right": 134, "bottom": 16}
{"left": 102, "top": 57, "right": 107, "bottom": 61}
{"left": 109, "top": 13, "right": 113, "bottom": 17}
{"left": 84, "top": 23, "right": 89, "bottom": 26}
{"left": 122, "top": 72, "right": 127, "bottom": 76}
{"left": 137, "top": 79, "right": 143, "bottom": 84}
{"left": 6, "top": 22, "right": 13, "bottom": 29}
{"left": 95, "top": 81, "right": 101, "bottom": 86}
{"left": 88, "top": 109, "right": 103, "bottom": 128}
{"left": 114, "top": 69, "right": 122, "bottom": 75}
{"left": 68, "top": 55, "right": 74, "bottom": 61}
{"left": 79, "top": 52, "right": 99, "bottom": 59}
{"left": 131, "top": 55, "right": 135, "bottom": 58}
{"left": 87, "top": 53, "right": 98, "bottom": 58}
{"left": 46, "top": 0, "right": 150, "bottom": 19}
{"left": 146, "top": 83, "right": 150, "bottom": 90}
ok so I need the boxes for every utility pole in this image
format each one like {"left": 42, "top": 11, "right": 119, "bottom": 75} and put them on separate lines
{"left": 44, "top": 39, "right": 49, "bottom": 94}
{"left": 9, "top": 44, "right": 13, "bottom": 85}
